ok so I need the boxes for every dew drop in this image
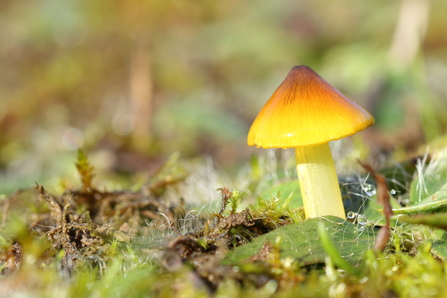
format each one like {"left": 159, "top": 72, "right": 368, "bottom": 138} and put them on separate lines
{"left": 364, "top": 184, "right": 376, "bottom": 196}
{"left": 347, "top": 211, "right": 357, "bottom": 220}
{"left": 357, "top": 214, "right": 369, "bottom": 226}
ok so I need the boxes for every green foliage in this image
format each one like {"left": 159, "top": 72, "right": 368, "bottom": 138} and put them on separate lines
{"left": 2, "top": 0, "right": 447, "bottom": 295}
{"left": 224, "top": 216, "right": 377, "bottom": 266}
{"left": 253, "top": 192, "right": 302, "bottom": 223}
{"left": 229, "top": 189, "right": 243, "bottom": 214}
{"left": 317, "top": 221, "right": 357, "bottom": 275}
{"left": 75, "top": 149, "right": 95, "bottom": 192}
{"left": 5, "top": 148, "right": 447, "bottom": 296}
{"left": 409, "top": 151, "right": 447, "bottom": 205}
{"left": 260, "top": 180, "right": 303, "bottom": 210}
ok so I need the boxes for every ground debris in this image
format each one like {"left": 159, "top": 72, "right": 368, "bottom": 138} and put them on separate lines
{"left": 0, "top": 242, "right": 22, "bottom": 275}
{"left": 166, "top": 188, "right": 282, "bottom": 263}
{"left": 1, "top": 153, "right": 304, "bottom": 293}
{"left": 160, "top": 186, "right": 298, "bottom": 292}
{"left": 0, "top": 159, "right": 192, "bottom": 276}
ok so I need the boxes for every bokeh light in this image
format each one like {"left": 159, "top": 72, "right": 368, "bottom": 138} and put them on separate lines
{"left": 62, "top": 128, "right": 84, "bottom": 150}
{"left": 1, "top": 0, "right": 447, "bottom": 194}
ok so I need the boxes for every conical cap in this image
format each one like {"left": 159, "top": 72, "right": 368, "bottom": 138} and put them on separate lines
{"left": 247, "top": 66, "right": 374, "bottom": 148}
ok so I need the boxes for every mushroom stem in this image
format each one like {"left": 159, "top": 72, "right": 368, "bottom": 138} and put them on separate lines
{"left": 295, "top": 143, "right": 346, "bottom": 219}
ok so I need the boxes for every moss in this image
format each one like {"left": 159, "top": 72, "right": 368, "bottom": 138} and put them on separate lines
{"left": 2, "top": 151, "right": 447, "bottom": 297}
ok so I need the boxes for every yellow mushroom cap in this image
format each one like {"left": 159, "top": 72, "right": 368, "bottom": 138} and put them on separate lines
{"left": 247, "top": 66, "right": 374, "bottom": 149}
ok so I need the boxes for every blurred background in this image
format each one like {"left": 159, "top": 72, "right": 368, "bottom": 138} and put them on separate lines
{"left": 1, "top": 0, "right": 447, "bottom": 195}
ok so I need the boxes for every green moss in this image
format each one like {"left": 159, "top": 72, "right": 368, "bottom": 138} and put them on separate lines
{"left": 2, "top": 151, "right": 447, "bottom": 297}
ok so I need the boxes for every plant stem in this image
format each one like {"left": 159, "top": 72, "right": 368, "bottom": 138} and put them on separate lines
{"left": 295, "top": 143, "right": 346, "bottom": 219}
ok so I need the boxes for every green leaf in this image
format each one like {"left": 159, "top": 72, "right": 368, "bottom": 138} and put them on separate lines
{"left": 393, "top": 198, "right": 447, "bottom": 214}
{"left": 409, "top": 153, "right": 447, "bottom": 205}
{"left": 432, "top": 240, "right": 447, "bottom": 260}
{"left": 395, "top": 213, "right": 447, "bottom": 260}
{"left": 397, "top": 213, "right": 447, "bottom": 230}
{"left": 361, "top": 194, "right": 400, "bottom": 226}
{"left": 223, "top": 216, "right": 377, "bottom": 266}
{"left": 318, "top": 221, "right": 357, "bottom": 274}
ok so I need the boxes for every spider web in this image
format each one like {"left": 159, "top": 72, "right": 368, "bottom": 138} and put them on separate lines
{"left": 224, "top": 216, "right": 378, "bottom": 266}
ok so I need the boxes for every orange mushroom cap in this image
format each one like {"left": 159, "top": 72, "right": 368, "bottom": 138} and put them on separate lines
{"left": 247, "top": 66, "right": 374, "bottom": 149}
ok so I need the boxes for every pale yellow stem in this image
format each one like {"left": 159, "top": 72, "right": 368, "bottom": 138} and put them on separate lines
{"left": 295, "top": 143, "right": 346, "bottom": 219}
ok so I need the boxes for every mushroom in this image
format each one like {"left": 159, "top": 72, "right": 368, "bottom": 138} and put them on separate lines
{"left": 247, "top": 66, "right": 374, "bottom": 219}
